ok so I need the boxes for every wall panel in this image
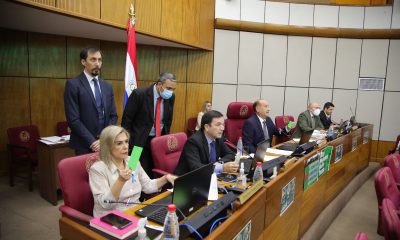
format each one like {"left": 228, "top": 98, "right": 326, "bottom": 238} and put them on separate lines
{"left": 265, "top": 2, "right": 289, "bottom": 25}
{"left": 261, "top": 86, "right": 285, "bottom": 120}
{"left": 66, "top": 37, "right": 100, "bottom": 79}
{"left": 241, "top": 0, "right": 265, "bottom": 23}
{"left": 182, "top": 0, "right": 200, "bottom": 44}
{"left": 109, "top": 80, "right": 124, "bottom": 125}
{"left": 308, "top": 88, "right": 333, "bottom": 110}
{"left": 213, "top": 30, "right": 239, "bottom": 84}
{"left": 334, "top": 38, "right": 362, "bottom": 89}
{"left": 262, "top": 34, "right": 287, "bottom": 86}
{"left": 237, "top": 85, "right": 261, "bottom": 102}
{"left": 160, "top": 48, "right": 188, "bottom": 83}
{"left": 100, "top": 41, "right": 125, "bottom": 80}
{"left": 360, "top": 39, "right": 389, "bottom": 78}
{"left": 238, "top": 32, "right": 263, "bottom": 85}
{"left": 199, "top": 0, "right": 215, "bottom": 48}
{"left": 332, "top": 89, "right": 357, "bottom": 123}
{"left": 161, "top": 0, "right": 183, "bottom": 41}
{"left": 357, "top": 90, "right": 383, "bottom": 140}
{"left": 187, "top": 50, "right": 213, "bottom": 84}
{"left": 314, "top": 5, "right": 339, "bottom": 28}
{"left": 186, "top": 83, "right": 212, "bottom": 119}
{"left": 57, "top": 0, "right": 100, "bottom": 19}
{"left": 212, "top": 84, "right": 237, "bottom": 115}
{"left": 380, "top": 92, "right": 400, "bottom": 141}
{"left": 284, "top": 87, "right": 309, "bottom": 118}
{"left": 286, "top": 36, "right": 312, "bottom": 87}
{"left": 137, "top": 45, "right": 160, "bottom": 82}
{"left": 170, "top": 82, "right": 187, "bottom": 133}
{"left": 135, "top": 0, "right": 161, "bottom": 35}
{"left": 386, "top": 40, "right": 400, "bottom": 91}
{"left": 338, "top": 6, "right": 364, "bottom": 29}
{"left": 310, "top": 37, "right": 336, "bottom": 88}
{"left": 101, "top": 0, "right": 131, "bottom": 27}
{"left": 0, "top": 29, "right": 28, "bottom": 77}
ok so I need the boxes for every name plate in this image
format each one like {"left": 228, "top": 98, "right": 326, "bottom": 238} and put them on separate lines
{"left": 238, "top": 180, "right": 263, "bottom": 205}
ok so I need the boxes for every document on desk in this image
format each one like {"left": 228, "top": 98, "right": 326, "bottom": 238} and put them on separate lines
{"left": 40, "top": 136, "right": 68, "bottom": 145}
{"left": 266, "top": 148, "right": 293, "bottom": 156}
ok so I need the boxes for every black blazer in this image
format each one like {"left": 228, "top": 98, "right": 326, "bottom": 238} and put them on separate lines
{"left": 319, "top": 111, "right": 332, "bottom": 130}
{"left": 242, "top": 114, "right": 281, "bottom": 154}
{"left": 64, "top": 72, "right": 118, "bottom": 152}
{"left": 121, "top": 84, "right": 175, "bottom": 148}
{"left": 174, "top": 131, "right": 235, "bottom": 176}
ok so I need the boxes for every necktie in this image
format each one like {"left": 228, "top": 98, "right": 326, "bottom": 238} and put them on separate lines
{"left": 311, "top": 116, "right": 316, "bottom": 129}
{"left": 209, "top": 141, "right": 217, "bottom": 163}
{"left": 262, "top": 121, "right": 271, "bottom": 148}
{"left": 93, "top": 79, "right": 104, "bottom": 133}
{"left": 155, "top": 97, "right": 162, "bottom": 137}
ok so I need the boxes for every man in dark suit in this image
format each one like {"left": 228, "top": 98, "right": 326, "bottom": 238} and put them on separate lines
{"left": 319, "top": 102, "right": 336, "bottom": 130}
{"left": 64, "top": 47, "right": 118, "bottom": 155}
{"left": 293, "top": 102, "right": 325, "bottom": 138}
{"left": 174, "top": 110, "right": 238, "bottom": 176}
{"left": 242, "top": 99, "right": 286, "bottom": 154}
{"left": 121, "top": 72, "right": 176, "bottom": 177}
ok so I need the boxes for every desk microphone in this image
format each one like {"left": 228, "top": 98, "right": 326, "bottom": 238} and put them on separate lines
{"left": 103, "top": 199, "right": 187, "bottom": 220}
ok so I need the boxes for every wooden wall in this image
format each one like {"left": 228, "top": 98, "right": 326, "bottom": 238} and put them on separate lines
{"left": 0, "top": 28, "right": 213, "bottom": 175}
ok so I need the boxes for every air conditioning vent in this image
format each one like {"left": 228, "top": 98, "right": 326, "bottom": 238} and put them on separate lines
{"left": 358, "top": 78, "right": 385, "bottom": 90}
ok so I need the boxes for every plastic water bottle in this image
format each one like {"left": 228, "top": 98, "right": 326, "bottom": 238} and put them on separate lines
{"left": 163, "top": 204, "right": 179, "bottom": 240}
{"left": 237, "top": 137, "right": 243, "bottom": 157}
{"left": 135, "top": 217, "right": 150, "bottom": 240}
{"left": 252, "top": 162, "right": 263, "bottom": 183}
{"left": 236, "top": 162, "right": 247, "bottom": 189}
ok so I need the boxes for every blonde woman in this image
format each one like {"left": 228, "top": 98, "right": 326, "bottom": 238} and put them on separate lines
{"left": 195, "top": 101, "right": 212, "bottom": 131}
{"left": 89, "top": 125, "right": 176, "bottom": 216}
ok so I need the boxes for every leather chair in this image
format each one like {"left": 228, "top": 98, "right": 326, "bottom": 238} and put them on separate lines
{"left": 58, "top": 153, "right": 99, "bottom": 223}
{"left": 374, "top": 167, "right": 400, "bottom": 235}
{"left": 353, "top": 232, "right": 368, "bottom": 240}
{"left": 186, "top": 117, "right": 197, "bottom": 137}
{"left": 381, "top": 198, "right": 400, "bottom": 240}
{"left": 56, "top": 121, "right": 70, "bottom": 136}
{"left": 388, "top": 134, "right": 400, "bottom": 154}
{"left": 384, "top": 153, "right": 400, "bottom": 189}
{"left": 275, "top": 115, "right": 296, "bottom": 135}
{"left": 224, "top": 102, "right": 253, "bottom": 149}
{"left": 7, "top": 125, "right": 40, "bottom": 191}
{"left": 151, "top": 132, "right": 187, "bottom": 177}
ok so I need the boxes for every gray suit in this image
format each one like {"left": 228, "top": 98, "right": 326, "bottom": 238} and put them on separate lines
{"left": 293, "top": 110, "right": 324, "bottom": 138}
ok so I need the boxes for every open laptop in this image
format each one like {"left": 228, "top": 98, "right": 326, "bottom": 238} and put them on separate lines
{"left": 135, "top": 163, "right": 214, "bottom": 225}
{"left": 240, "top": 139, "right": 270, "bottom": 174}
{"left": 276, "top": 129, "right": 314, "bottom": 152}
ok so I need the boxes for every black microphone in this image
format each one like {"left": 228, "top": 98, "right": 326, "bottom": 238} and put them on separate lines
{"left": 103, "top": 199, "right": 187, "bottom": 220}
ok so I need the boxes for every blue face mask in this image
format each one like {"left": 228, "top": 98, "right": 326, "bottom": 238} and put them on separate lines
{"left": 160, "top": 88, "right": 173, "bottom": 99}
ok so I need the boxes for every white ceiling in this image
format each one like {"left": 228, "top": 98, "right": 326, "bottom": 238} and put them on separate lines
{"left": 0, "top": 1, "right": 194, "bottom": 49}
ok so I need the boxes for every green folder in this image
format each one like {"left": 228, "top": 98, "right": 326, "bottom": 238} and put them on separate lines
{"left": 128, "top": 146, "right": 143, "bottom": 170}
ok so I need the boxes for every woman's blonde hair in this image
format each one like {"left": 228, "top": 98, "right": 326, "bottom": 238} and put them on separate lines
{"left": 201, "top": 100, "right": 211, "bottom": 112}
{"left": 99, "top": 125, "right": 130, "bottom": 166}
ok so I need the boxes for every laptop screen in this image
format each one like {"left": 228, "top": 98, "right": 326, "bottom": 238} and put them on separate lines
{"left": 298, "top": 129, "right": 314, "bottom": 145}
{"left": 172, "top": 163, "right": 214, "bottom": 216}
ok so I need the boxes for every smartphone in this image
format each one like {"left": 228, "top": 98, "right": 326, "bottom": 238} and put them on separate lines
{"left": 100, "top": 213, "right": 133, "bottom": 229}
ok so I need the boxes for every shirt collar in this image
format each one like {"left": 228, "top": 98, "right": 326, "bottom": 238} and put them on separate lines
{"left": 153, "top": 84, "right": 160, "bottom": 99}
{"left": 256, "top": 114, "right": 266, "bottom": 125}
{"left": 83, "top": 70, "right": 98, "bottom": 82}
{"left": 204, "top": 132, "right": 214, "bottom": 144}
{"left": 109, "top": 159, "right": 128, "bottom": 174}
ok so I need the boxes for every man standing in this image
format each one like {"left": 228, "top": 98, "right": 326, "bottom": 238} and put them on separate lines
{"left": 319, "top": 102, "right": 335, "bottom": 130}
{"left": 174, "top": 110, "right": 238, "bottom": 176}
{"left": 64, "top": 47, "right": 118, "bottom": 155}
{"left": 121, "top": 72, "right": 176, "bottom": 177}
{"left": 293, "top": 102, "right": 325, "bottom": 138}
{"left": 242, "top": 99, "right": 286, "bottom": 154}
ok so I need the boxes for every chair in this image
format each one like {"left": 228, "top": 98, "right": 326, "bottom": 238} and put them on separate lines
{"left": 7, "top": 125, "right": 40, "bottom": 191}
{"left": 275, "top": 115, "right": 296, "bottom": 135}
{"left": 353, "top": 232, "right": 368, "bottom": 240}
{"left": 384, "top": 153, "right": 400, "bottom": 189}
{"left": 151, "top": 132, "right": 187, "bottom": 177}
{"left": 374, "top": 167, "right": 400, "bottom": 235}
{"left": 382, "top": 198, "right": 400, "bottom": 240}
{"left": 224, "top": 102, "right": 253, "bottom": 148}
{"left": 388, "top": 134, "right": 400, "bottom": 154}
{"left": 57, "top": 121, "right": 70, "bottom": 136}
{"left": 58, "top": 153, "right": 99, "bottom": 224}
{"left": 186, "top": 117, "right": 197, "bottom": 137}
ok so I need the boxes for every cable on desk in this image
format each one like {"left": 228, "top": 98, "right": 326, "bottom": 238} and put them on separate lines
{"left": 180, "top": 223, "right": 204, "bottom": 240}
{"left": 209, "top": 215, "right": 230, "bottom": 234}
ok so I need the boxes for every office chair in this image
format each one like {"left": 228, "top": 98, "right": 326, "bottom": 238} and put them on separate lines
{"left": 275, "top": 115, "right": 296, "bottom": 135}
{"left": 374, "top": 167, "right": 400, "bottom": 235}
{"left": 58, "top": 153, "right": 99, "bottom": 224}
{"left": 56, "top": 121, "right": 70, "bottom": 136}
{"left": 7, "top": 125, "right": 40, "bottom": 191}
{"left": 151, "top": 132, "right": 187, "bottom": 177}
{"left": 381, "top": 198, "right": 400, "bottom": 240}
{"left": 186, "top": 117, "right": 197, "bottom": 137}
{"left": 384, "top": 153, "right": 400, "bottom": 190}
{"left": 224, "top": 102, "right": 253, "bottom": 150}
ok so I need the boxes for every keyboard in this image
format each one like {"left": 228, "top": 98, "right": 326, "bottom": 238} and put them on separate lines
{"left": 147, "top": 207, "right": 168, "bottom": 225}
{"left": 276, "top": 143, "right": 298, "bottom": 152}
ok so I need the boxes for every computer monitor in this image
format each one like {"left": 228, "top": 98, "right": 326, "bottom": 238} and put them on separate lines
{"left": 298, "top": 129, "right": 314, "bottom": 145}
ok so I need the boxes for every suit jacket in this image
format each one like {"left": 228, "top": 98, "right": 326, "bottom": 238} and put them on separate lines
{"left": 293, "top": 110, "right": 324, "bottom": 138}
{"left": 319, "top": 111, "right": 332, "bottom": 130}
{"left": 174, "top": 131, "right": 235, "bottom": 176}
{"left": 242, "top": 114, "right": 282, "bottom": 154}
{"left": 64, "top": 72, "right": 118, "bottom": 152}
{"left": 121, "top": 84, "right": 175, "bottom": 148}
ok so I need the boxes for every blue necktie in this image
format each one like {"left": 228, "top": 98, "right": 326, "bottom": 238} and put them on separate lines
{"left": 93, "top": 79, "right": 104, "bottom": 134}
{"left": 209, "top": 141, "right": 216, "bottom": 163}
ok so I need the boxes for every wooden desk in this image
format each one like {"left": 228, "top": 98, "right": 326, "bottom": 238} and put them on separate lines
{"left": 37, "top": 141, "right": 74, "bottom": 205}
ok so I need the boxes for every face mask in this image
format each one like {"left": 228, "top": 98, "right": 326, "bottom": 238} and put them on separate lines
{"left": 160, "top": 88, "right": 173, "bottom": 99}
{"left": 313, "top": 109, "right": 321, "bottom": 116}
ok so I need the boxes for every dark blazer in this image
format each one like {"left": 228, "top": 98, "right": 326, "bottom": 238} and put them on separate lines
{"left": 319, "top": 111, "right": 332, "bottom": 130}
{"left": 174, "top": 131, "right": 235, "bottom": 176}
{"left": 293, "top": 110, "right": 324, "bottom": 138}
{"left": 64, "top": 72, "right": 118, "bottom": 153}
{"left": 121, "top": 84, "right": 175, "bottom": 148}
{"left": 242, "top": 114, "right": 282, "bottom": 154}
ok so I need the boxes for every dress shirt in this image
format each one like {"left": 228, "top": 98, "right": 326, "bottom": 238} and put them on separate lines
{"left": 149, "top": 85, "right": 164, "bottom": 136}
{"left": 83, "top": 70, "right": 101, "bottom": 96}
{"left": 89, "top": 159, "right": 159, "bottom": 217}
{"left": 205, "top": 134, "right": 223, "bottom": 173}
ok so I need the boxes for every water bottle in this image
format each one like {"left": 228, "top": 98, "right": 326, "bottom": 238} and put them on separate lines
{"left": 135, "top": 217, "right": 150, "bottom": 240}
{"left": 237, "top": 137, "right": 243, "bottom": 157}
{"left": 236, "top": 162, "right": 247, "bottom": 189}
{"left": 163, "top": 204, "right": 179, "bottom": 240}
{"left": 252, "top": 162, "right": 263, "bottom": 183}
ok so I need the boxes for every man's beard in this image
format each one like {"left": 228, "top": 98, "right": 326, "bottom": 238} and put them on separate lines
{"left": 92, "top": 68, "right": 100, "bottom": 76}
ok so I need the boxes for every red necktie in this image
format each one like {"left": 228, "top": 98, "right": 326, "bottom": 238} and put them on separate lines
{"left": 155, "top": 97, "right": 162, "bottom": 137}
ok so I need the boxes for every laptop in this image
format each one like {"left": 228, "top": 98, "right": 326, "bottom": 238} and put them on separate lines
{"left": 240, "top": 139, "right": 270, "bottom": 174}
{"left": 135, "top": 163, "right": 214, "bottom": 225}
{"left": 276, "top": 129, "right": 314, "bottom": 152}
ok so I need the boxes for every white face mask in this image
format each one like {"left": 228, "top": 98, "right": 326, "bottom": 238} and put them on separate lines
{"left": 313, "top": 109, "right": 321, "bottom": 116}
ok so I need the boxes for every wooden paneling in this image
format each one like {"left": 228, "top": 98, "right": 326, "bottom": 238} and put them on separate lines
{"left": 377, "top": 140, "right": 395, "bottom": 163}
{"left": 186, "top": 83, "right": 212, "bottom": 119}
{"left": 160, "top": 48, "right": 188, "bottom": 83}
{"left": 29, "top": 0, "right": 56, "bottom": 6}
{"left": 100, "top": 41, "right": 125, "bottom": 80}
{"left": 28, "top": 33, "right": 66, "bottom": 78}
{"left": 57, "top": 0, "right": 100, "bottom": 18}
{"left": 108, "top": 80, "right": 124, "bottom": 125}
{"left": 0, "top": 29, "right": 28, "bottom": 77}
{"left": 0, "top": 77, "right": 30, "bottom": 151}
{"left": 137, "top": 45, "right": 160, "bottom": 82}
{"left": 371, "top": 139, "right": 379, "bottom": 161}
{"left": 160, "top": 0, "right": 183, "bottom": 41}
{"left": 30, "top": 78, "right": 66, "bottom": 136}
{"left": 101, "top": 0, "right": 131, "bottom": 27}
{"left": 170, "top": 82, "right": 187, "bottom": 134}
{"left": 66, "top": 37, "right": 100, "bottom": 79}
{"left": 199, "top": 0, "right": 215, "bottom": 49}
{"left": 135, "top": 0, "right": 161, "bottom": 36}
{"left": 181, "top": 0, "right": 200, "bottom": 45}
{"left": 335, "top": 0, "right": 371, "bottom": 4}
{"left": 187, "top": 50, "right": 213, "bottom": 84}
